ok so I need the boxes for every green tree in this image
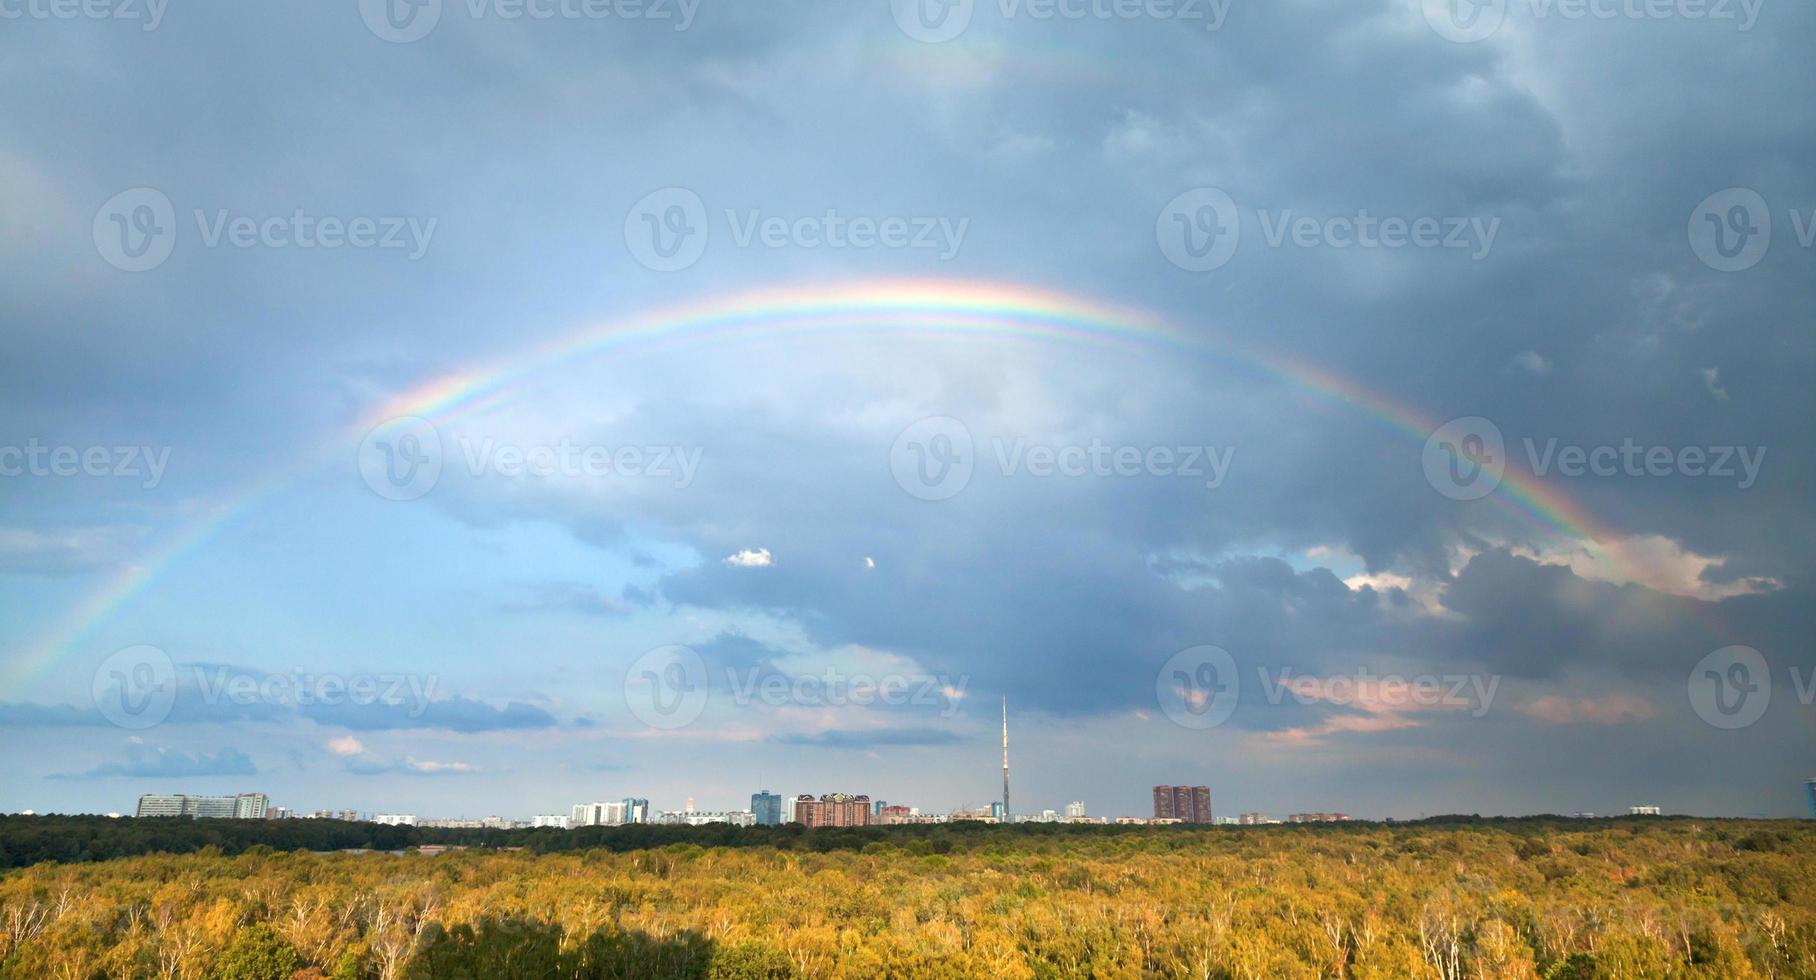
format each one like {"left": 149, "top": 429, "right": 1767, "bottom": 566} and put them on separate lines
{"left": 212, "top": 924, "right": 300, "bottom": 980}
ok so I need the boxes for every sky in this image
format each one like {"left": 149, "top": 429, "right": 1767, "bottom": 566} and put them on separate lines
{"left": 1, "top": 0, "right": 1812, "bottom": 822}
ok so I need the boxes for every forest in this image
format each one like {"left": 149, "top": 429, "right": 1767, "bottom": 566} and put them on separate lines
{"left": 0, "top": 817, "right": 1811, "bottom": 978}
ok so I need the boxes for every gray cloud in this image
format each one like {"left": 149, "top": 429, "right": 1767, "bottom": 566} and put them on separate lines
{"left": 50, "top": 745, "right": 256, "bottom": 780}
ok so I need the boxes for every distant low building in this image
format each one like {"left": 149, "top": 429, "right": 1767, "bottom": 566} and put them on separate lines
{"left": 657, "top": 810, "right": 756, "bottom": 827}
{"left": 531, "top": 814, "right": 570, "bottom": 829}
{"left": 1287, "top": 813, "right": 1351, "bottom": 823}
{"left": 373, "top": 814, "right": 417, "bottom": 826}
{"left": 1629, "top": 805, "right": 1662, "bottom": 816}
{"left": 878, "top": 805, "right": 914, "bottom": 825}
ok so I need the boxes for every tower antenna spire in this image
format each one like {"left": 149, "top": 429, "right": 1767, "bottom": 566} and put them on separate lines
{"left": 1001, "top": 696, "right": 1010, "bottom": 823}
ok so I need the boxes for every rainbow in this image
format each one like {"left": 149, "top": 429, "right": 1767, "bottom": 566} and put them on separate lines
{"left": 6, "top": 279, "right": 1650, "bottom": 695}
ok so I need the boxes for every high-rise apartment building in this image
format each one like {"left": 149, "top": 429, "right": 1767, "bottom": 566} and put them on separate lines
{"left": 792, "top": 793, "right": 872, "bottom": 827}
{"left": 751, "top": 790, "right": 783, "bottom": 826}
{"left": 1152, "top": 785, "right": 1212, "bottom": 823}
{"left": 1065, "top": 801, "right": 1086, "bottom": 819}
{"left": 569, "top": 799, "right": 648, "bottom": 827}
{"left": 135, "top": 793, "right": 268, "bottom": 820}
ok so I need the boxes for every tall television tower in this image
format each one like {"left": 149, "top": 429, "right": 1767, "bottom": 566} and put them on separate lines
{"left": 1001, "top": 696, "right": 1011, "bottom": 823}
